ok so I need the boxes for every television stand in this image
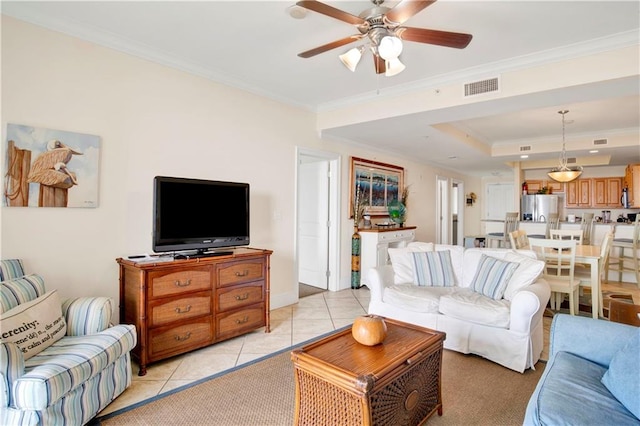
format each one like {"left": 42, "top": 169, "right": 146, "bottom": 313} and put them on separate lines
{"left": 174, "top": 250, "right": 234, "bottom": 260}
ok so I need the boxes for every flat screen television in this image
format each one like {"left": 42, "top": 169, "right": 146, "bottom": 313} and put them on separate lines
{"left": 153, "top": 176, "right": 250, "bottom": 256}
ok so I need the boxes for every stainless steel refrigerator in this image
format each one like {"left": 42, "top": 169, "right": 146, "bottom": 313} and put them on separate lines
{"left": 521, "top": 195, "right": 559, "bottom": 221}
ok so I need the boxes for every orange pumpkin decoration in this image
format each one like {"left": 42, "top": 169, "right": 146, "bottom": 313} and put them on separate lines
{"left": 352, "top": 315, "right": 387, "bottom": 346}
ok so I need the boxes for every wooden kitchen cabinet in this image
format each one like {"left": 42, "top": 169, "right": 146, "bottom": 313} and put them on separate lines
{"left": 525, "top": 179, "right": 563, "bottom": 194}
{"left": 625, "top": 164, "right": 640, "bottom": 208}
{"left": 566, "top": 179, "right": 592, "bottom": 207}
{"left": 117, "top": 247, "right": 272, "bottom": 375}
{"left": 592, "top": 177, "right": 623, "bottom": 208}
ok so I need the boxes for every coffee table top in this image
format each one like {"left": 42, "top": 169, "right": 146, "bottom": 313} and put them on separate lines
{"left": 293, "top": 318, "right": 445, "bottom": 379}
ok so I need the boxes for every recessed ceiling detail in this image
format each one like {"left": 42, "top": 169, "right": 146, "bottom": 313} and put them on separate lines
{"left": 464, "top": 77, "right": 500, "bottom": 97}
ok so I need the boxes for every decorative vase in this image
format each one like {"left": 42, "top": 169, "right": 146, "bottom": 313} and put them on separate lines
{"left": 352, "top": 315, "right": 387, "bottom": 346}
{"left": 387, "top": 200, "right": 406, "bottom": 227}
{"left": 351, "top": 226, "right": 361, "bottom": 289}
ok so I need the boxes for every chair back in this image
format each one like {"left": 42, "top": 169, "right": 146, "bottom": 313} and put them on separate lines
{"left": 529, "top": 238, "right": 577, "bottom": 283}
{"left": 504, "top": 212, "right": 520, "bottom": 235}
{"left": 550, "top": 229, "right": 583, "bottom": 245}
{"left": 509, "top": 229, "right": 530, "bottom": 250}
{"left": 581, "top": 213, "right": 595, "bottom": 245}
{"left": 546, "top": 213, "right": 560, "bottom": 238}
{"left": 632, "top": 214, "right": 640, "bottom": 248}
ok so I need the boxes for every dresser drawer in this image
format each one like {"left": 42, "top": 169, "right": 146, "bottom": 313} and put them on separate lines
{"left": 217, "top": 285, "right": 264, "bottom": 312}
{"left": 217, "top": 259, "right": 265, "bottom": 288}
{"left": 216, "top": 306, "right": 265, "bottom": 339}
{"left": 149, "top": 291, "right": 212, "bottom": 327}
{"left": 149, "top": 318, "right": 213, "bottom": 359}
{"left": 149, "top": 266, "right": 211, "bottom": 299}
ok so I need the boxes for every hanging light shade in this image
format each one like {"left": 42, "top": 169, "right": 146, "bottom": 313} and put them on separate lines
{"left": 339, "top": 46, "right": 365, "bottom": 72}
{"left": 378, "top": 35, "right": 403, "bottom": 61}
{"left": 548, "top": 110, "right": 583, "bottom": 183}
{"left": 385, "top": 58, "right": 406, "bottom": 76}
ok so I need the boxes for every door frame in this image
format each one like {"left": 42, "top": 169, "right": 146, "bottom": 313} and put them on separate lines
{"left": 295, "top": 147, "right": 341, "bottom": 296}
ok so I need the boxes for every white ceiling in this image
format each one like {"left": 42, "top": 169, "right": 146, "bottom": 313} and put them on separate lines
{"left": 2, "top": 0, "right": 639, "bottom": 176}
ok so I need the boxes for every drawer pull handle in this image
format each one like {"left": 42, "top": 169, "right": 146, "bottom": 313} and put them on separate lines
{"left": 235, "top": 293, "right": 249, "bottom": 301}
{"left": 235, "top": 270, "right": 249, "bottom": 277}
{"left": 405, "top": 352, "right": 422, "bottom": 365}
{"left": 175, "top": 332, "right": 192, "bottom": 341}
{"left": 235, "top": 316, "right": 249, "bottom": 324}
{"left": 174, "top": 279, "right": 191, "bottom": 287}
{"left": 175, "top": 305, "right": 192, "bottom": 314}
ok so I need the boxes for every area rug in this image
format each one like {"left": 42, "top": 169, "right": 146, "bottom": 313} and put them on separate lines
{"left": 93, "top": 346, "right": 544, "bottom": 425}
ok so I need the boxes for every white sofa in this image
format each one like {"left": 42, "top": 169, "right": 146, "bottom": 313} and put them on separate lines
{"left": 367, "top": 243, "right": 551, "bottom": 373}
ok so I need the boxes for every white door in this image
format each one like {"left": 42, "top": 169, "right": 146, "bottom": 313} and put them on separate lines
{"left": 486, "top": 183, "right": 515, "bottom": 219}
{"left": 298, "top": 158, "right": 329, "bottom": 289}
{"left": 436, "top": 176, "right": 449, "bottom": 244}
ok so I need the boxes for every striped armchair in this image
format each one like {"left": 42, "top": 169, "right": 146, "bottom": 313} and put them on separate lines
{"left": 0, "top": 259, "right": 137, "bottom": 425}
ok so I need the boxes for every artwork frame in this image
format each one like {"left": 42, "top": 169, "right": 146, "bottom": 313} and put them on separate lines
{"left": 4, "top": 123, "right": 100, "bottom": 208}
{"left": 349, "top": 157, "right": 404, "bottom": 217}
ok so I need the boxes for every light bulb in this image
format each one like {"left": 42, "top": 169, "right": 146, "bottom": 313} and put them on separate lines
{"left": 378, "top": 36, "right": 403, "bottom": 61}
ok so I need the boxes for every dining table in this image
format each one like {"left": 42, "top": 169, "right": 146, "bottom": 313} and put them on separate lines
{"left": 574, "top": 245, "right": 603, "bottom": 319}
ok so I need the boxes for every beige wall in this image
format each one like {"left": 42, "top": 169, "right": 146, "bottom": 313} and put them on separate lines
{"left": 1, "top": 17, "right": 472, "bottom": 317}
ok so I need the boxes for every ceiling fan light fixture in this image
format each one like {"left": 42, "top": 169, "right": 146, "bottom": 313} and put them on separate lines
{"left": 378, "top": 35, "right": 403, "bottom": 60}
{"left": 547, "top": 110, "right": 583, "bottom": 183}
{"left": 339, "top": 46, "right": 365, "bottom": 72}
{"left": 385, "top": 57, "right": 405, "bottom": 76}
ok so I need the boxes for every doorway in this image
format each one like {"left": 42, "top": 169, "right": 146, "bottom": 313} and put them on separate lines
{"left": 436, "top": 176, "right": 464, "bottom": 245}
{"left": 296, "top": 148, "right": 340, "bottom": 298}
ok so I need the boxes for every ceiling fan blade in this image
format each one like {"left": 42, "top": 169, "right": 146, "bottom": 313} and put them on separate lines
{"left": 297, "top": 35, "right": 362, "bottom": 58}
{"left": 386, "top": 1, "right": 437, "bottom": 24}
{"left": 373, "top": 54, "right": 386, "bottom": 74}
{"left": 296, "top": 0, "right": 366, "bottom": 25}
{"left": 397, "top": 27, "right": 472, "bottom": 49}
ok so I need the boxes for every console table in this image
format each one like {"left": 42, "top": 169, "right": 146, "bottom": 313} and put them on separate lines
{"left": 359, "top": 226, "right": 416, "bottom": 286}
{"left": 117, "top": 247, "right": 272, "bottom": 375}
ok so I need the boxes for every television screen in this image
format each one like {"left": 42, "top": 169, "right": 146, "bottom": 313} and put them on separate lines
{"left": 153, "top": 176, "right": 249, "bottom": 254}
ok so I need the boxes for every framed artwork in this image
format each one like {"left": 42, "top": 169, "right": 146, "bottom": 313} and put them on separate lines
{"left": 349, "top": 157, "right": 404, "bottom": 217}
{"left": 4, "top": 123, "right": 100, "bottom": 208}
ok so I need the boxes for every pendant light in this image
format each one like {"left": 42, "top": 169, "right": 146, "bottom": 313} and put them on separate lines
{"left": 547, "top": 110, "right": 583, "bottom": 183}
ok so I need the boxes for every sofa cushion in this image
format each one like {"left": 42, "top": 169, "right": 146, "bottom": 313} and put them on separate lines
{"left": 0, "top": 290, "right": 66, "bottom": 360}
{"left": 411, "top": 250, "right": 456, "bottom": 287}
{"left": 502, "top": 251, "right": 545, "bottom": 301}
{"left": 383, "top": 284, "right": 457, "bottom": 313}
{"left": 0, "top": 273, "right": 46, "bottom": 313}
{"left": 601, "top": 330, "right": 640, "bottom": 419}
{"left": 13, "top": 324, "right": 137, "bottom": 410}
{"left": 529, "top": 351, "right": 639, "bottom": 426}
{"left": 438, "top": 288, "right": 511, "bottom": 328}
{"left": 0, "top": 259, "right": 25, "bottom": 281}
{"left": 470, "top": 255, "right": 519, "bottom": 300}
{"left": 388, "top": 243, "right": 434, "bottom": 284}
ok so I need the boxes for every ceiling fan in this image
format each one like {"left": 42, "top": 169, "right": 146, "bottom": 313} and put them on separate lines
{"left": 296, "top": 0, "right": 473, "bottom": 76}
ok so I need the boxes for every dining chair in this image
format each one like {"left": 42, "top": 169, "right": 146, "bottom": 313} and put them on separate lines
{"left": 529, "top": 238, "right": 580, "bottom": 315}
{"left": 550, "top": 229, "right": 583, "bottom": 245}
{"left": 529, "top": 213, "right": 560, "bottom": 239}
{"left": 580, "top": 213, "right": 595, "bottom": 245}
{"left": 486, "top": 212, "right": 519, "bottom": 248}
{"left": 606, "top": 215, "right": 640, "bottom": 288}
{"left": 508, "top": 229, "right": 530, "bottom": 250}
{"left": 575, "top": 231, "right": 613, "bottom": 318}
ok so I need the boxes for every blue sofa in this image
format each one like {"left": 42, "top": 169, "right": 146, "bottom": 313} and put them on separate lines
{"left": 0, "top": 259, "right": 137, "bottom": 425}
{"left": 524, "top": 314, "right": 640, "bottom": 426}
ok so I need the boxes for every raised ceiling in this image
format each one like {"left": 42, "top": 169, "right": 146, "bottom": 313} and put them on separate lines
{"left": 2, "top": 1, "right": 639, "bottom": 176}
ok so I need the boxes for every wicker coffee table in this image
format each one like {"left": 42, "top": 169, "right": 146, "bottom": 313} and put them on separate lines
{"left": 291, "top": 318, "right": 445, "bottom": 426}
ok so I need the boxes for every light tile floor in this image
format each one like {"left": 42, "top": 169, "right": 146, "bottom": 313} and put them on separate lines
{"left": 99, "top": 280, "right": 639, "bottom": 417}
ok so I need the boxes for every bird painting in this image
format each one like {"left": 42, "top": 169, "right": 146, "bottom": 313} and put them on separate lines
{"left": 27, "top": 139, "right": 83, "bottom": 207}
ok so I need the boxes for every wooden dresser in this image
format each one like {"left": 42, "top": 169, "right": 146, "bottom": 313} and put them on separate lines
{"left": 117, "top": 247, "right": 272, "bottom": 375}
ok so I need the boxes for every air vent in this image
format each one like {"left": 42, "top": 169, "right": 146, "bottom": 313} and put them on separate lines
{"left": 567, "top": 158, "right": 577, "bottom": 164}
{"left": 593, "top": 138, "right": 608, "bottom": 145}
{"left": 464, "top": 77, "right": 500, "bottom": 97}
{"left": 520, "top": 145, "right": 532, "bottom": 152}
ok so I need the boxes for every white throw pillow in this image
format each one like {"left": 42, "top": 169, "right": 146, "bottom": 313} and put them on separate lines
{"left": 0, "top": 290, "right": 66, "bottom": 360}
{"left": 388, "top": 243, "right": 434, "bottom": 284}
{"left": 470, "top": 255, "right": 519, "bottom": 300}
{"left": 502, "top": 251, "right": 545, "bottom": 301}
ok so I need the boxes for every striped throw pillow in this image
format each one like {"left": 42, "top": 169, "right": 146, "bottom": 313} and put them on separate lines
{"left": 0, "top": 259, "right": 25, "bottom": 281}
{"left": 411, "top": 250, "right": 456, "bottom": 287}
{"left": 470, "top": 255, "right": 519, "bottom": 300}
